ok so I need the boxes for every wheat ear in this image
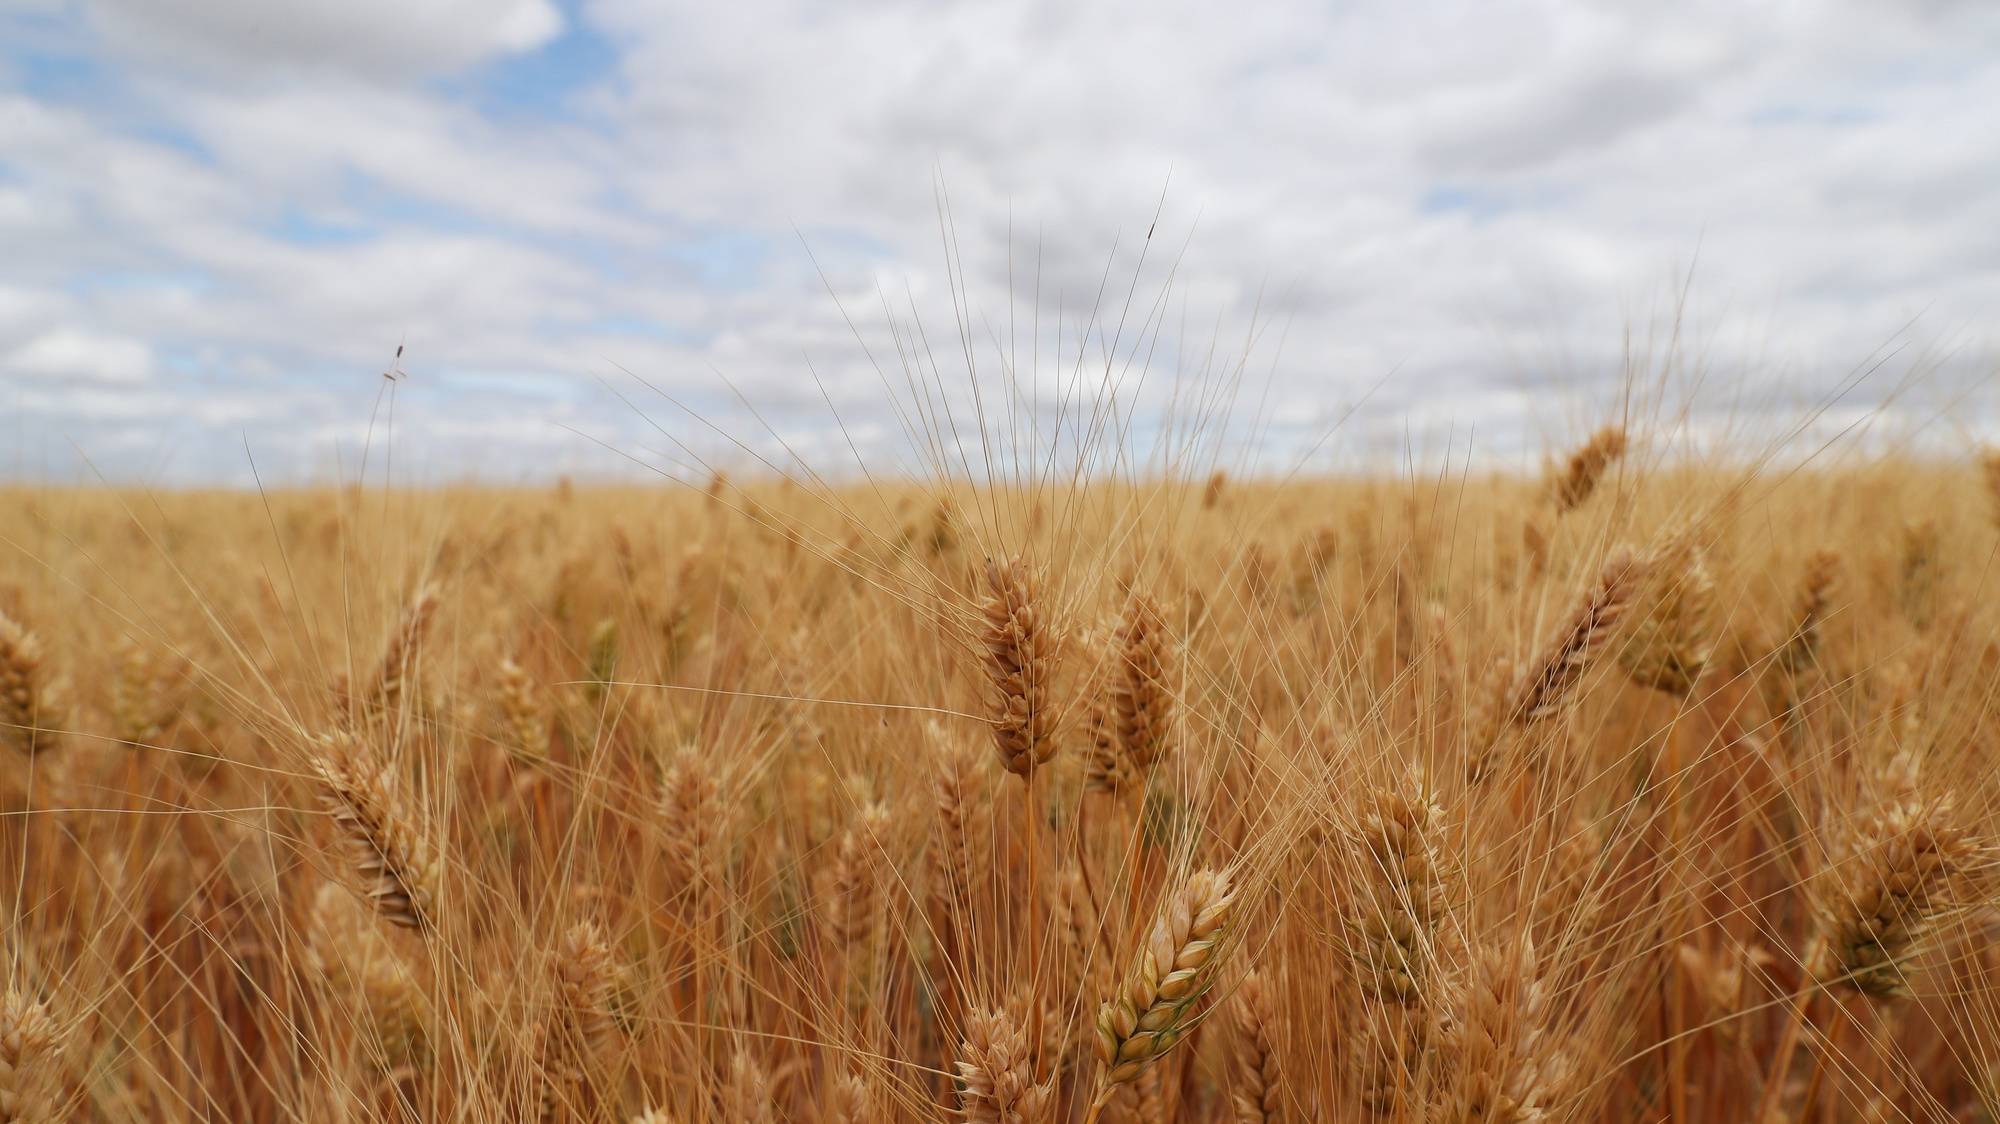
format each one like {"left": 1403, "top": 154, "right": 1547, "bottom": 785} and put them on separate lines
{"left": 1111, "top": 592, "right": 1175, "bottom": 774}
{"left": 1775, "top": 549, "right": 1840, "bottom": 674}
{"left": 0, "top": 611, "right": 59, "bottom": 757}
{"left": 823, "top": 1070, "right": 874, "bottom": 1124}
{"left": 657, "top": 744, "right": 722, "bottom": 897}
{"left": 957, "top": 1004, "right": 1054, "bottom": 1123}
{"left": 980, "top": 557, "right": 1064, "bottom": 778}
{"left": 930, "top": 721, "right": 986, "bottom": 928}
{"left": 1229, "top": 971, "right": 1286, "bottom": 1124}
{"left": 1551, "top": 426, "right": 1627, "bottom": 513}
{"left": 1809, "top": 798, "right": 1994, "bottom": 999}
{"left": 1981, "top": 448, "right": 2000, "bottom": 530}
{"left": 307, "top": 882, "right": 427, "bottom": 1067}
{"left": 1350, "top": 776, "right": 1445, "bottom": 1005}
{"left": 823, "top": 801, "right": 891, "bottom": 951}
{"left": 366, "top": 585, "right": 436, "bottom": 713}
{"left": 0, "top": 987, "right": 61, "bottom": 1124}
{"left": 1507, "top": 547, "right": 1643, "bottom": 727}
{"left": 496, "top": 655, "right": 550, "bottom": 765}
{"left": 722, "top": 1049, "right": 776, "bottom": 1124}
{"left": 110, "top": 634, "right": 179, "bottom": 747}
{"left": 310, "top": 731, "right": 441, "bottom": 933}
{"left": 1897, "top": 519, "right": 1940, "bottom": 628}
{"left": 1434, "top": 942, "right": 1569, "bottom": 1124}
{"left": 539, "top": 920, "right": 617, "bottom": 1121}
{"left": 1620, "top": 535, "right": 1715, "bottom": 697}
{"left": 1093, "top": 868, "right": 1236, "bottom": 1092}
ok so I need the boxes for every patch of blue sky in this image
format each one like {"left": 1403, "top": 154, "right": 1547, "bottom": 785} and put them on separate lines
{"left": 1, "top": 5, "right": 97, "bottom": 87}
{"left": 330, "top": 170, "right": 622, "bottom": 260}
{"left": 527, "top": 235, "right": 642, "bottom": 283}
{"left": 4, "top": 22, "right": 221, "bottom": 165}
{"left": 572, "top": 316, "right": 704, "bottom": 345}
{"left": 665, "top": 227, "right": 772, "bottom": 290}
{"left": 314, "top": 179, "right": 765, "bottom": 316}
{"left": 267, "top": 206, "right": 377, "bottom": 247}
{"left": 577, "top": 184, "right": 783, "bottom": 290}
{"left": 7, "top": 41, "right": 102, "bottom": 101}
{"left": 429, "top": 369, "right": 590, "bottom": 401}
{"left": 157, "top": 347, "right": 204, "bottom": 375}
{"left": 441, "top": 0, "right": 620, "bottom": 124}
{"left": 128, "top": 120, "right": 216, "bottom": 164}
{"left": 67, "top": 269, "right": 214, "bottom": 297}
{"left": 1418, "top": 181, "right": 1574, "bottom": 223}
{"left": 342, "top": 173, "right": 501, "bottom": 237}
{"left": 527, "top": 213, "right": 775, "bottom": 295}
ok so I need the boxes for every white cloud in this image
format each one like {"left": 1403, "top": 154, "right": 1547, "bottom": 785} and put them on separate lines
{"left": 8, "top": 328, "right": 155, "bottom": 383}
{"left": 85, "top": 0, "right": 562, "bottom": 78}
{"left": 1, "top": 0, "right": 1996, "bottom": 484}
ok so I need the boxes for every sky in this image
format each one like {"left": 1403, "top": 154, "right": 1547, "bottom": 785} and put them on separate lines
{"left": 1, "top": 0, "right": 1997, "bottom": 486}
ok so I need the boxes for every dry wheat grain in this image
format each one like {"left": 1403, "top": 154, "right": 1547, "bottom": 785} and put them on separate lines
{"left": 311, "top": 730, "right": 441, "bottom": 933}
{"left": 1094, "top": 868, "right": 1235, "bottom": 1089}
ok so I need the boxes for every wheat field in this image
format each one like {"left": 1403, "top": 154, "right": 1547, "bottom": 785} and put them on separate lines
{"left": 2, "top": 422, "right": 1999, "bottom": 1122}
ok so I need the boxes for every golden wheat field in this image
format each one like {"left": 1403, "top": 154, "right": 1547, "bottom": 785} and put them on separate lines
{"left": 3, "top": 427, "right": 2000, "bottom": 1123}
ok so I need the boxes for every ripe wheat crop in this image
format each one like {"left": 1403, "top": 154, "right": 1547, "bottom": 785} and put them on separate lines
{"left": 2, "top": 409, "right": 1999, "bottom": 1123}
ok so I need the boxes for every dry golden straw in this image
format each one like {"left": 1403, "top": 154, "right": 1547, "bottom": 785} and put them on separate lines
{"left": 7, "top": 412, "right": 2000, "bottom": 1123}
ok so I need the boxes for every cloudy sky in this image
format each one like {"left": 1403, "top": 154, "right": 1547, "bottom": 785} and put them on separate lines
{"left": 2, "top": 0, "right": 1996, "bottom": 486}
